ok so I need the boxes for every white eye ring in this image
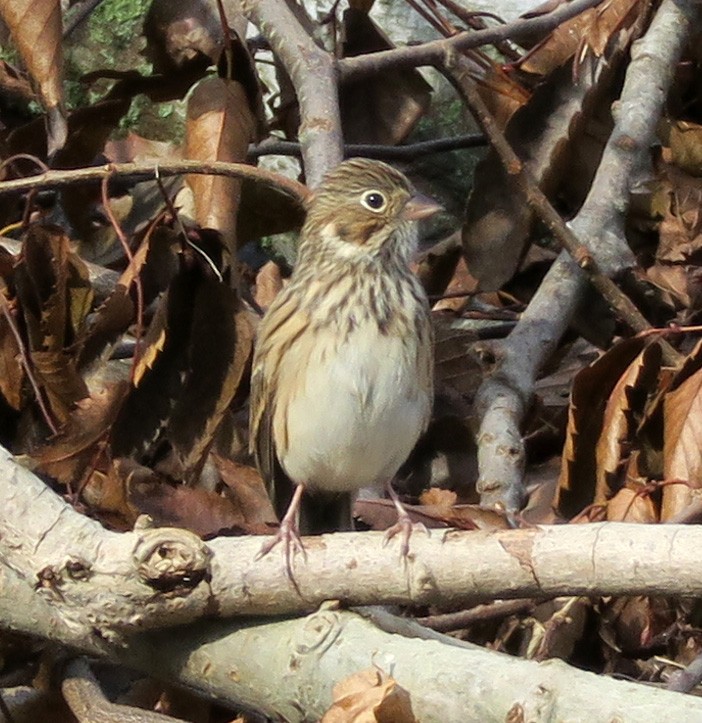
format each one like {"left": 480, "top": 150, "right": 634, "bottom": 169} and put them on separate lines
{"left": 360, "top": 190, "right": 387, "bottom": 212}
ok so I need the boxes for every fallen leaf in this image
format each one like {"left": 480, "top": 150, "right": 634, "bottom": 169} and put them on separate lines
{"left": 322, "top": 668, "right": 416, "bottom": 723}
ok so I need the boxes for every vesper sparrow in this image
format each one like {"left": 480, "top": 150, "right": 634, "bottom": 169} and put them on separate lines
{"left": 250, "top": 158, "right": 440, "bottom": 565}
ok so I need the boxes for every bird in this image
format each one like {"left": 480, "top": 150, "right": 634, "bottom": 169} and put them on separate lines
{"left": 249, "top": 158, "right": 440, "bottom": 571}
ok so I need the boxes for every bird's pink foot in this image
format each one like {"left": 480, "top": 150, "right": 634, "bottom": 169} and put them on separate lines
{"left": 256, "top": 484, "right": 307, "bottom": 585}
{"left": 383, "top": 483, "right": 428, "bottom": 558}
{"left": 383, "top": 513, "right": 428, "bottom": 558}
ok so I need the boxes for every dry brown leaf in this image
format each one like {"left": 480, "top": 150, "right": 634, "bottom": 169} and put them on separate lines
{"left": 340, "top": 8, "right": 431, "bottom": 145}
{"left": 185, "top": 76, "right": 257, "bottom": 255}
{"left": 662, "top": 365, "right": 702, "bottom": 519}
{"left": 322, "top": 669, "right": 416, "bottom": 723}
{"left": 13, "top": 226, "right": 91, "bottom": 422}
{"left": 125, "top": 461, "right": 250, "bottom": 538}
{"left": 355, "top": 498, "right": 507, "bottom": 532}
{"left": 475, "top": 61, "right": 531, "bottom": 131}
{"left": 556, "top": 338, "right": 645, "bottom": 518}
{"left": 669, "top": 120, "right": 702, "bottom": 177}
{"left": 657, "top": 195, "right": 702, "bottom": 264}
{"left": 601, "top": 596, "right": 675, "bottom": 654}
{"left": 0, "top": 0, "right": 66, "bottom": 155}
{"left": 432, "top": 256, "right": 478, "bottom": 313}
{"left": 594, "top": 343, "right": 661, "bottom": 503}
{"left": 111, "top": 240, "right": 254, "bottom": 484}
{"left": 105, "top": 132, "right": 179, "bottom": 163}
{"left": 33, "top": 383, "right": 127, "bottom": 486}
{"left": 414, "top": 233, "right": 462, "bottom": 301}
{"left": 418, "top": 487, "right": 457, "bottom": 508}
{"left": 433, "top": 320, "right": 482, "bottom": 400}
{"left": 645, "top": 263, "right": 695, "bottom": 309}
{"left": 32, "top": 350, "right": 89, "bottom": 424}
{"left": 462, "top": 51, "right": 625, "bottom": 291}
{"left": 606, "top": 487, "right": 658, "bottom": 522}
{"left": 0, "top": 310, "right": 23, "bottom": 410}
{"left": 79, "top": 460, "right": 135, "bottom": 529}
{"left": 213, "top": 454, "right": 277, "bottom": 527}
{"left": 518, "top": 0, "right": 644, "bottom": 76}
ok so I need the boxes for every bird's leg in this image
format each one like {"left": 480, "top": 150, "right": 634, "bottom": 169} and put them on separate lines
{"left": 257, "top": 484, "right": 308, "bottom": 580}
{"left": 382, "top": 481, "right": 428, "bottom": 557}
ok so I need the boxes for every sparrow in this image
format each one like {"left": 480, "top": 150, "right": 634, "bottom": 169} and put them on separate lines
{"left": 249, "top": 158, "right": 440, "bottom": 569}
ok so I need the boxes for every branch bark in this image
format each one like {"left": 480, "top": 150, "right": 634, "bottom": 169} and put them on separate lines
{"left": 4, "top": 566, "right": 702, "bottom": 722}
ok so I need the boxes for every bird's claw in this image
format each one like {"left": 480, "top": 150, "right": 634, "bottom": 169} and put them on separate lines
{"left": 256, "top": 517, "right": 307, "bottom": 585}
{"left": 383, "top": 516, "right": 429, "bottom": 558}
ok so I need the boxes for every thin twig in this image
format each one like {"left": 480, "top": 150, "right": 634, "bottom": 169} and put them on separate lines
{"left": 249, "top": 134, "right": 487, "bottom": 160}
{"left": 100, "top": 177, "right": 143, "bottom": 378}
{"left": 417, "top": 599, "right": 534, "bottom": 632}
{"left": 0, "top": 160, "right": 310, "bottom": 203}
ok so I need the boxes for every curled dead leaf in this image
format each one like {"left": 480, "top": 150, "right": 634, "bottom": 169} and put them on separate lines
{"left": 322, "top": 668, "right": 416, "bottom": 723}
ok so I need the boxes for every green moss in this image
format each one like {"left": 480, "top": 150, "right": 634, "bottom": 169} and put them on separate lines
{"left": 87, "top": 0, "right": 151, "bottom": 62}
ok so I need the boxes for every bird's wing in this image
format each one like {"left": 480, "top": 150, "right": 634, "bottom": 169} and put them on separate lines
{"left": 249, "top": 290, "right": 310, "bottom": 503}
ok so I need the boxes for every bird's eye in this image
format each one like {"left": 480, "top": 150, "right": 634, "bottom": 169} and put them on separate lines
{"left": 360, "top": 190, "right": 387, "bottom": 212}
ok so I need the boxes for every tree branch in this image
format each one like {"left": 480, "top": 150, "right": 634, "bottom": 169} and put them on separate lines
{"left": 3, "top": 562, "right": 701, "bottom": 722}
{"left": 467, "top": 0, "right": 701, "bottom": 510}
{"left": 337, "top": 0, "right": 604, "bottom": 80}
{"left": 240, "top": 0, "right": 343, "bottom": 185}
{"left": 248, "top": 133, "right": 486, "bottom": 161}
{"left": 0, "top": 159, "right": 309, "bottom": 202}
{"left": 4, "top": 446, "right": 702, "bottom": 631}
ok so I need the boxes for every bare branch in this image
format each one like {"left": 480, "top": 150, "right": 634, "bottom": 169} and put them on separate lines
{"left": 337, "top": 0, "right": 604, "bottom": 80}
{"left": 3, "top": 558, "right": 702, "bottom": 722}
{"left": 4, "top": 445, "right": 702, "bottom": 717}
{"left": 249, "top": 134, "right": 486, "bottom": 161}
{"left": 5, "top": 446, "right": 702, "bottom": 631}
{"left": 0, "top": 159, "right": 309, "bottom": 202}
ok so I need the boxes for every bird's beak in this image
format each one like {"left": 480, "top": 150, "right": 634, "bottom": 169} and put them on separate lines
{"left": 401, "top": 194, "right": 443, "bottom": 221}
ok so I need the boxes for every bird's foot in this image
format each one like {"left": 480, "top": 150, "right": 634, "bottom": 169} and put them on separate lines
{"left": 383, "top": 513, "right": 428, "bottom": 558}
{"left": 383, "top": 483, "right": 428, "bottom": 558}
{"left": 256, "top": 485, "right": 307, "bottom": 587}
{"left": 257, "top": 517, "right": 307, "bottom": 580}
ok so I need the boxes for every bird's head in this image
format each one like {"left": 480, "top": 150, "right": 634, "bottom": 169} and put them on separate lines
{"left": 300, "top": 158, "right": 441, "bottom": 261}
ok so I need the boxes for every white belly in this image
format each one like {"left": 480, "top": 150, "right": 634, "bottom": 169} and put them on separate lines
{"left": 275, "top": 326, "right": 430, "bottom": 492}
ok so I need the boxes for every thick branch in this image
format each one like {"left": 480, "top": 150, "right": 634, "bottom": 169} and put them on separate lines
{"left": 240, "top": 0, "right": 343, "bottom": 185}
{"left": 4, "top": 447, "right": 702, "bottom": 634}
{"left": 4, "top": 562, "right": 700, "bottom": 723}
{"left": 474, "top": 254, "right": 587, "bottom": 509}
{"left": 468, "top": 0, "right": 701, "bottom": 510}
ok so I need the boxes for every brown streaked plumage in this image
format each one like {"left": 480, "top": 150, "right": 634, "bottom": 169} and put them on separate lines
{"left": 250, "top": 158, "right": 440, "bottom": 568}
